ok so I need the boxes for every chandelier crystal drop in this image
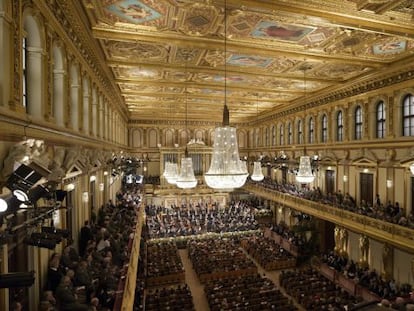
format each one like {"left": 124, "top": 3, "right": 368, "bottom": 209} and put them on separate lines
{"left": 251, "top": 161, "right": 264, "bottom": 181}
{"left": 296, "top": 156, "right": 315, "bottom": 183}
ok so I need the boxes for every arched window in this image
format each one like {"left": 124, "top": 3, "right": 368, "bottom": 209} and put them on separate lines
{"left": 337, "top": 111, "right": 343, "bottom": 142}
{"left": 309, "top": 117, "right": 314, "bottom": 144}
{"left": 321, "top": 114, "right": 328, "bottom": 143}
{"left": 287, "top": 122, "right": 292, "bottom": 145}
{"left": 297, "top": 119, "right": 303, "bottom": 144}
{"left": 132, "top": 129, "right": 143, "bottom": 147}
{"left": 279, "top": 124, "right": 284, "bottom": 145}
{"left": 148, "top": 129, "right": 158, "bottom": 148}
{"left": 23, "top": 14, "right": 43, "bottom": 117}
{"left": 82, "top": 76, "right": 90, "bottom": 134}
{"left": 70, "top": 63, "right": 80, "bottom": 131}
{"left": 403, "top": 94, "right": 414, "bottom": 136}
{"left": 238, "top": 130, "right": 246, "bottom": 148}
{"left": 355, "top": 106, "right": 362, "bottom": 140}
{"left": 255, "top": 128, "right": 260, "bottom": 147}
{"left": 376, "top": 101, "right": 386, "bottom": 138}
{"left": 52, "top": 44, "right": 65, "bottom": 127}
{"left": 272, "top": 126, "right": 276, "bottom": 146}
{"left": 180, "top": 130, "right": 189, "bottom": 146}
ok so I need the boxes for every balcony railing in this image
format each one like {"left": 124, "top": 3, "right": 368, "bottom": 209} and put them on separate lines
{"left": 244, "top": 183, "right": 414, "bottom": 253}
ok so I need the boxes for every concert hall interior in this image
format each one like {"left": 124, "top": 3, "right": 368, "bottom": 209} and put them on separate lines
{"left": 1, "top": 0, "right": 414, "bottom": 310}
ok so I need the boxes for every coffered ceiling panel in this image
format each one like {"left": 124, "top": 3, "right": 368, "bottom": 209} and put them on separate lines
{"left": 78, "top": 0, "right": 414, "bottom": 123}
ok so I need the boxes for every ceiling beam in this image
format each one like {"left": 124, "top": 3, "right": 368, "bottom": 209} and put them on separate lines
{"left": 92, "top": 28, "right": 385, "bottom": 67}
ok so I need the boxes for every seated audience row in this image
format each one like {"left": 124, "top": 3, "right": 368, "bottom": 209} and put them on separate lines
{"left": 43, "top": 187, "right": 141, "bottom": 310}
{"left": 322, "top": 251, "right": 412, "bottom": 301}
{"left": 205, "top": 274, "right": 297, "bottom": 311}
{"left": 188, "top": 237, "right": 257, "bottom": 281}
{"left": 280, "top": 268, "right": 362, "bottom": 310}
{"left": 145, "top": 285, "right": 195, "bottom": 311}
{"left": 241, "top": 234, "right": 296, "bottom": 270}
{"left": 146, "top": 241, "right": 185, "bottom": 286}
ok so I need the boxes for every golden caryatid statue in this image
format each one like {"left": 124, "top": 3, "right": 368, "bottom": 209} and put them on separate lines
{"left": 334, "top": 226, "right": 341, "bottom": 253}
{"left": 334, "top": 226, "right": 349, "bottom": 256}
{"left": 382, "top": 243, "right": 393, "bottom": 280}
{"left": 359, "top": 234, "right": 369, "bottom": 267}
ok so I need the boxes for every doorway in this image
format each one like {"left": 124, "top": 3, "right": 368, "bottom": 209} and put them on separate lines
{"left": 360, "top": 172, "right": 373, "bottom": 206}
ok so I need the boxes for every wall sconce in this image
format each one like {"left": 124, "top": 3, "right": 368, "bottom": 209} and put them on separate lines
{"left": 103, "top": 171, "right": 108, "bottom": 176}
{"left": 343, "top": 175, "right": 348, "bottom": 182}
{"left": 386, "top": 179, "right": 393, "bottom": 188}
{"left": 89, "top": 175, "right": 96, "bottom": 182}
{"left": 363, "top": 168, "right": 369, "bottom": 173}
{"left": 82, "top": 192, "right": 89, "bottom": 203}
{"left": 327, "top": 166, "right": 332, "bottom": 170}
{"left": 65, "top": 183, "right": 75, "bottom": 191}
{"left": 99, "top": 183, "right": 104, "bottom": 192}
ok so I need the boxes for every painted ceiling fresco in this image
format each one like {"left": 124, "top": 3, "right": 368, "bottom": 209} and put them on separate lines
{"left": 80, "top": 0, "right": 414, "bottom": 122}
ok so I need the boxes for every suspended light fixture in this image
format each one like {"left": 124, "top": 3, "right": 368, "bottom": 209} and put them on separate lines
{"left": 410, "top": 163, "right": 414, "bottom": 175}
{"left": 250, "top": 93, "right": 264, "bottom": 182}
{"left": 164, "top": 162, "right": 179, "bottom": 185}
{"left": 251, "top": 161, "right": 264, "bottom": 181}
{"left": 176, "top": 56, "right": 197, "bottom": 189}
{"left": 162, "top": 73, "right": 179, "bottom": 185}
{"left": 204, "top": 2, "right": 248, "bottom": 191}
{"left": 296, "top": 64, "right": 315, "bottom": 184}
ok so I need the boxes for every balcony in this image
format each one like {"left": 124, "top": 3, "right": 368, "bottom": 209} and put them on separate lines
{"left": 244, "top": 183, "right": 414, "bottom": 253}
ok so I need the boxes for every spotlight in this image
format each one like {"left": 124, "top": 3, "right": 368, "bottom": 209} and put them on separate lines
{"left": 0, "top": 194, "right": 22, "bottom": 213}
{"left": 0, "top": 199, "right": 7, "bottom": 212}
{"left": 6, "top": 164, "right": 43, "bottom": 194}
{"left": 24, "top": 236, "right": 56, "bottom": 250}
{"left": 13, "top": 190, "right": 28, "bottom": 202}
{"left": 31, "top": 232, "right": 62, "bottom": 244}
{"left": 27, "top": 184, "right": 50, "bottom": 203}
{"left": 41, "top": 226, "right": 70, "bottom": 238}
{"left": 54, "top": 190, "right": 67, "bottom": 203}
{"left": 0, "top": 271, "right": 35, "bottom": 288}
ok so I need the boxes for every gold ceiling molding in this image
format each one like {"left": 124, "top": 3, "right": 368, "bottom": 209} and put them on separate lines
{"left": 262, "top": 67, "right": 414, "bottom": 123}
{"left": 61, "top": 0, "right": 414, "bottom": 123}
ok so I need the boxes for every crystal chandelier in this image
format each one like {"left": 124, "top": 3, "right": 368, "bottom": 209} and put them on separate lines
{"left": 296, "top": 156, "right": 315, "bottom": 183}
{"left": 296, "top": 65, "right": 315, "bottom": 184}
{"left": 250, "top": 94, "right": 264, "bottom": 182}
{"left": 251, "top": 161, "right": 264, "bottom": 181}
{"left": 164, "top": 161, "right": 179, "bottom": 185}
{"left": 176, "top": 63, "right": 197, "bottom": 189}
{"left": 176, "top": 150, "right": 197, "bottom": 189}
{"left": 204, "top": 118, "right": 248, "bottom": 190}
{"left": 204, "top": 1, "right": 248, "bottom": 190}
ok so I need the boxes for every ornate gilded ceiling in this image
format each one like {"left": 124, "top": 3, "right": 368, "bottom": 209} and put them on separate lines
{"left": 79, "top": 0, "right": 414, "bottom": 123}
